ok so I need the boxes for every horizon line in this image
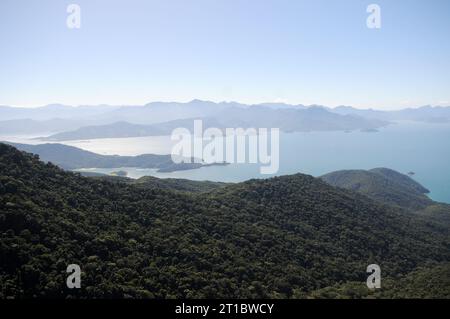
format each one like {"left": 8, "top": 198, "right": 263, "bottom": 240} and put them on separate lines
{"left": 1, "top": 99, "right": 449, "bottom": 112}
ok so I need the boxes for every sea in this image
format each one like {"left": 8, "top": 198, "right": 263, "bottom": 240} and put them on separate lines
{"left": 3, "top": 121, "right": 450, "bottom": 203}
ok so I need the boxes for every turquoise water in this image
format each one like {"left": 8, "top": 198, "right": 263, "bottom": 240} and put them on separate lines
{"left": 74, "top": 121, "right": 450, "bottom": 204}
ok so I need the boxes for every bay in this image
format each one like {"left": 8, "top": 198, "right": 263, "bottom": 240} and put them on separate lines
{"left": 3, "top": 121, "right": 450, "bottom": 203}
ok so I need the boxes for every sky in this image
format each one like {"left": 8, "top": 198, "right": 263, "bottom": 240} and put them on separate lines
{"left": 0, "top": 0, "right": 449, "bottom": 110}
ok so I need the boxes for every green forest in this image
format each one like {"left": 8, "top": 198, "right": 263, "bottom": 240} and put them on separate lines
{"left": 0, "top": 143, "right": 449, "bottom": 298}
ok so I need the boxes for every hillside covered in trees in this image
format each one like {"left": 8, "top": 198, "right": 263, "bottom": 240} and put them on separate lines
{"left": 320, "top": 168, "right": 433, "bottom": 210}
{"left": 5, "top": 142, "right": 226, "bottom": 173}
{"left": 0, "top": 143, "right": 449, "bottom": 298}
{"left": 308, "top": 262, "right": 450, "bottom": 299}
{"left": 320, "top": 168, "right": 450, "bottom": 225}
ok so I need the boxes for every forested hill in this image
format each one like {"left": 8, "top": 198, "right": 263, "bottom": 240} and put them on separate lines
{"left": 308, "top": 262, "right": 450, "bottom": 298}
{"left": 132, "top": 176, "right": 229, "bottom": 193}
{"left": 320, "top": 168, "right": 433, "bottom": 210}
{"left": 5, "top": 142, "right": 223, "bottom": 173}
{"left": 1, "top": 143, "right": 449, "bottom": 298}
{"left": 320, "top": 168, "right": 450, "bottom": 227}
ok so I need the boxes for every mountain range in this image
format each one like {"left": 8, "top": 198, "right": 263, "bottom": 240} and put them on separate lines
{"left": 41, "top": 107, "right": 389, "bottom": 141}
{"left": 2, "top": 100, "right": 448, "bottom": 139}
{"left": 332, "top": 105, "right": 450, "bottom": 123}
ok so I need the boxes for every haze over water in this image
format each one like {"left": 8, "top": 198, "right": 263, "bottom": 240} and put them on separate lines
{"left": 19, "top": 121, "right": 447, "bottom": 204}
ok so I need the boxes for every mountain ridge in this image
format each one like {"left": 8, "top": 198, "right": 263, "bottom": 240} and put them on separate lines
{"left": 40, "top": 107, "right": 388, "bottom": 141}
{"left": 2, "top": 100, "right": 448, "bottom": 137}
{"left": 3, "top": 142, "right": 226, "bottom": 173}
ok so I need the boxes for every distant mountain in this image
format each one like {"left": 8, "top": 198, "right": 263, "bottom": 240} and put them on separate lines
{"left": 257, "top": 102, "right": 307, "bottom": 110}
{"left": 0, "top": 100, "right": 232, "bottom": 127}
{"left": 331, "top": 105, "right": 450, "bottom": 123}
{"left": 1, "top": 142, "right": 449, "bottom": 298}
{"left": 0, "top": 118, "right": 89, "bottom": 135}
{"left": 0, "top": 104, "right": 119, "bottom": 121}
{"left": 2, "top": 101, "right": 449, "bottom": 125}
{"left": 320, "top": 168, "right": 433, "bottom": 210}
{"left": 2, "top": 102, "right": 449, "bottom": 138}
{"left": 40, "top": 121, "right": 165, "bottom": 141}
{"left": 96, "top": 99, "right": 239, "bottom": 125}
{"left": 214, "top": 105, "right": 388, "bottom": 132}
{"left": 4, "top": 142, "right": 225, "bottom": 172}
{"left": 41, "top": 106, "right": 388, "bottom": 141}
{"left": 0, "top": 99, "right": 243, "bottom": 137}
{"left": 39, "top": 118, "right": 229, "bottom": 141}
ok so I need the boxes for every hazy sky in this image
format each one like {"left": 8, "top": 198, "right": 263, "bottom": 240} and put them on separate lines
{"left": 0, "top": 0, "right": 449, "bottom": 109}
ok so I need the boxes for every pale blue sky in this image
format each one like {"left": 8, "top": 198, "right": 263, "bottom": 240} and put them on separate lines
{"left": 0, "top": 0, "right": 449, "bottom": 109}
